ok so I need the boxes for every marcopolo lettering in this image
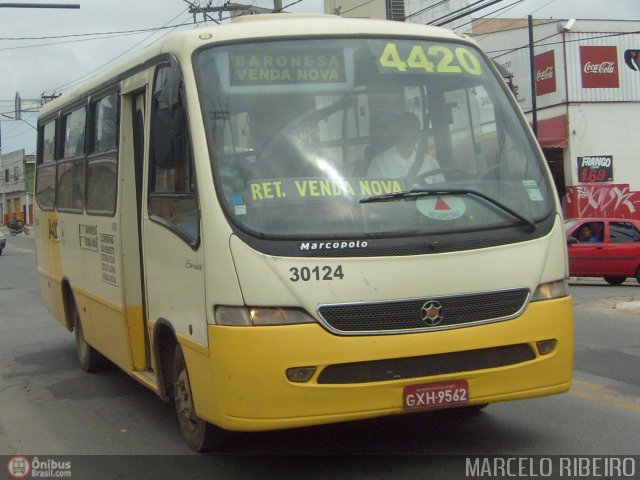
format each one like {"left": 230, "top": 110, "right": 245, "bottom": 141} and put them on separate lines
{"left": 300, "top": 240, "right": 368, "bottom": 251}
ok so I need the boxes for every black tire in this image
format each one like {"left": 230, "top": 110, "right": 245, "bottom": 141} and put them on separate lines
{"left": 172, "top": 344, "right": 227, "bottom": 452}
{"left": 23, "top": 226, "right": 30, "bottom": 235}
{"left": 73, "top": 304, "right": 102, "bottom": 373}
{"left": 603, "top": 275, "right": 626, "bottom": 286}
{"left": 635, "top": 267, "right": 640, "bottom": 285}
{"left": 9, "top": 229, "right": 17, "bottom": 236}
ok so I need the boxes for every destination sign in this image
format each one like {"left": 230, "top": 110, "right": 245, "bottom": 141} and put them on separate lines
{"left": 229, "top": 49, "right": 345, "bottom": 86}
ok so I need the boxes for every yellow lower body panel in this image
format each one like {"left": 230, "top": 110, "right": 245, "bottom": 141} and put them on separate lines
{"left": 183, "top": 296, "right": 574, "bottom": 432}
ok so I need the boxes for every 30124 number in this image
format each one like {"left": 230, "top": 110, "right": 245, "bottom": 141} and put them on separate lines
{"left": 289, "top": 265, "right": 344, "bottom": 282}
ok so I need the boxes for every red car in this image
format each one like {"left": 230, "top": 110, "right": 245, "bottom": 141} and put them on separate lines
{"left": 565, "top": 217, "right": 640, "bottom": 285}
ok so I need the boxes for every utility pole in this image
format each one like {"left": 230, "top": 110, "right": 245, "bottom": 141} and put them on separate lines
{"left": 186, "top": 0, "right": 280, "bottom": 21}
{"left": 528, "top": 15, "right": 538, "bottom": 138}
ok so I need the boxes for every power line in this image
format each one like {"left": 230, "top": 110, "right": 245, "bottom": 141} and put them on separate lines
{"left": 461, "top": 0, "right": 556, "bottom": 37}
{"left": 45, "top": 8, "right": 191, "bottom": 95}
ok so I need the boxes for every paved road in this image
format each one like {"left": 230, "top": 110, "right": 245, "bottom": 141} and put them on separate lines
{"left": 0, "top": 231, "right": 638, "bottom": 478}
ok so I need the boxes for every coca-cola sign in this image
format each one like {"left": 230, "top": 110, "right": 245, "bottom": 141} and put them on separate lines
{"left": 534, "top": 50, "right": 556, "bottom": 95}
{"left": 580, "top": 46, "right": 619, "bottom": 88}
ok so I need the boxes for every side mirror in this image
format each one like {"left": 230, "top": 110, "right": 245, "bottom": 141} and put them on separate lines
{"left": 566, "top": 237, "right": 578, "bottom": 245}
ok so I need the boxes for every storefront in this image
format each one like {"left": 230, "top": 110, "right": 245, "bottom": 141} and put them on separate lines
{"left": 475, "top": 19, "right": 640, "bottom": 220}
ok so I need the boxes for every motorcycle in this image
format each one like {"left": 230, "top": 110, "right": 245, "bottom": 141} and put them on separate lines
{"left": 9, "top": 223, "right": 30, "bottom": 236}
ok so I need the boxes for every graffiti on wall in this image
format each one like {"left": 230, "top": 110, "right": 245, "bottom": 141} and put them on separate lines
{"left": 564, "top": 183, "right": 640, "bottom": 219}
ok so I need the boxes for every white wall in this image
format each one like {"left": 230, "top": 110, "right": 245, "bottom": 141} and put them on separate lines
{"left": 566, "top": 102, "right": 639, "bottom": 190}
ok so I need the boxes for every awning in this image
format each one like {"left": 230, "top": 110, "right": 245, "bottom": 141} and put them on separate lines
{"left": 531, "top": 114, "right": 568, "bottom": 148}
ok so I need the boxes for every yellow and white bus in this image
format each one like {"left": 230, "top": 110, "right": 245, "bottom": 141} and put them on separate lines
{"left": 35, "top": 14, "right": 573, "bottom": 451}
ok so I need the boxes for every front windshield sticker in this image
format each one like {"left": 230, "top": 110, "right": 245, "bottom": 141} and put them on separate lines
{"left": 248, "top": 178, "right": 403, "bottom": 202}
{"left": 416, "top": 196, "right": 467, "bottom": 220}
{"left": 377, "top": 43, "right": 482, "bottom": 76}
{"left": 229, "top": 48, "right": 346, "bottom": 86}
{"left": 231, "top": 194, "right": 247, "bottom": 215}
{"left": 523, "top": 180, "right": 544, "bottom": 201}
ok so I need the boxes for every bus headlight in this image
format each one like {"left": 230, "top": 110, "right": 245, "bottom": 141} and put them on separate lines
{"left": 531, "top": 279, "right": 569, "bottom": 301}
{"left": 215, "top": 306, "right": 316, "bottom": 326}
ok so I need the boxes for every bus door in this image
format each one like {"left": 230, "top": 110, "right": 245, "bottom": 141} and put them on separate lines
{"left": 118, "top": 88, "right": 152, "bottom": 371}
{"left": 140, "top": 62, "right": 207, "bottom": 361}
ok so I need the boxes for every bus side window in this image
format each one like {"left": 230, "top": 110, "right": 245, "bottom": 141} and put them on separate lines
{"left": 57, "top": 107, "right": 87, "bottom": 212}
{"left": 149, "top": 62, "right": 199, "bottom": 246}
{"left": 86, "top": 92, "right": 119, "bottom": 215}
{"left": 35, "top": 119, "right": 57, "bottom": 210}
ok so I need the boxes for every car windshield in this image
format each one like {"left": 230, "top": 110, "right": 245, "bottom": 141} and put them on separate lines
{"left": 195, "top": 37, "right": 553, "bottom": 239}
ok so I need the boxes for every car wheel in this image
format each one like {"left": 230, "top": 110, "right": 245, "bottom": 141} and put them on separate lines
{"left": 636, "top": 267, "right": 640, "bottom": 285}
{"left": 603, "top": 275, "right": 626, "bottom": 286}
{"left": 172, "top": 344, "right": 228, "bottom": 452}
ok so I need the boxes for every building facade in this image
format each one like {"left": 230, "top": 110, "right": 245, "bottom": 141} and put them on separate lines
{"left": 1, "top": 149, "right": 35, "bottom": 225}
{"left": 473, "top": 19, "right": 640, "bottom": 220}
{"left": 319, "top": 2, "right": 640, "bottom": 220}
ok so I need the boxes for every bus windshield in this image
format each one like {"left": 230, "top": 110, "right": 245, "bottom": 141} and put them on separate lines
{"left": 195, "top": 37, "right": 552, "bottom": 239}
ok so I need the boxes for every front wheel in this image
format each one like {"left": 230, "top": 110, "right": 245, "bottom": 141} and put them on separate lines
{"left": 9, "top": 229, "right": 17, "bottom": 236}
{"left": 603, "top": 275, "right": 626, "bottom": 286}
{"left": 23, "top": 226, "right": 30, "bottom": 235}
{"left": 173, "top": 344, "right": 228, "bottom": 452}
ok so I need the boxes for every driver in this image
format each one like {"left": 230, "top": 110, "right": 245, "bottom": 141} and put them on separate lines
{"left": 367, "top": 112, "right": 443, "bottom": 182}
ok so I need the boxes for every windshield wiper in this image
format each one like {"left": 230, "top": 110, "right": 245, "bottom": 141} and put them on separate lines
{"left": 359, "top": 187, "right": 537, "bottom": 231}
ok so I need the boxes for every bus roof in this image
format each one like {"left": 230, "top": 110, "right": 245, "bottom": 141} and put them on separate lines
{"left": 39, "top": 14, "right": 469, "bottom": 119}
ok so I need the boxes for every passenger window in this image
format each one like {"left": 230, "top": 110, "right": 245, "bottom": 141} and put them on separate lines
{"left": 36, "top": 120, "right": 57, "bottom": 210}
{"left": 86, "top": 92, "right": 119, "bottom": 215}
{"left": 56, "top": 159, "right": 85, "bottom": 212}
{"left": 149, "top": 62, "right": 199, "bottom": 245}
{"left": 57, "top": 107, "right": 87, "bottom": 211}
{"left": 610, "top": 222, "right": 640, "bottom": 243}
{"left": 93, "top": 93, "right": 118, "bottom": 153}
{"left": 63, "top": 107, "right": 86, "bottom": 158}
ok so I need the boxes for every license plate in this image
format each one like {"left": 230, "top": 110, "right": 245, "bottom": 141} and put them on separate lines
{"left": 403, "top": 380, "right": 469, "bottom": 411}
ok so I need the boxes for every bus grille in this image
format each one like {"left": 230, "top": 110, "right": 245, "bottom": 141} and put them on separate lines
{"left": 317, "top": 289, "right": 529, "bottom": 334}
{"left": 316, "top": 344, "right": 536, "bottom": 384}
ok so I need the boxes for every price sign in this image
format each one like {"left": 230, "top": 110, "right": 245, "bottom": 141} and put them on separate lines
{"left": 577, "top": 155, "right": 613, "bottom": 183}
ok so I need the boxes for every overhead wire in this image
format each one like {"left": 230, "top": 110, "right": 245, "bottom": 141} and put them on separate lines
{"left": 45, "top": 7, "right": 192, "bottom": 95}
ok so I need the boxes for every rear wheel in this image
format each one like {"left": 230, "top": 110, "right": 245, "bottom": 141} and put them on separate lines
{"left": 603, "top": 275, "right": 626, "bottom": 286}
{"left": 73, "top": 304, "right": 102, "bottom": 373}
{"left": 23, "top": 226, "right": 30, "bottom": 235}
{"left": 635, "top": 267, "right": 640, "bottom": 285}
{"left": 172, "top": 344, "right": 228, "bottom": 452}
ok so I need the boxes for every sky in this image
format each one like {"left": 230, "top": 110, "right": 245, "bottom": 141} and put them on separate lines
{"left": 0, "top": 0, "right": 638, "bottom": 155}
